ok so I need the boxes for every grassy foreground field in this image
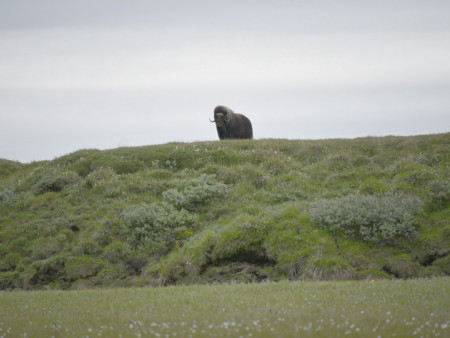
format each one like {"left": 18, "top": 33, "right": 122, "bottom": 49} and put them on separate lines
{"left": 1, "top": 277, "right": 449, "bottom": 337}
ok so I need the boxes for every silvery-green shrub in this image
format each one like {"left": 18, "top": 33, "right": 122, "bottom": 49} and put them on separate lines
{"left": 310, "top": 193, "right": 422, "bottom": 243}
{"left": 122, "top": 203, "right": 197, "bottom": 254}
{"left": 0, "top": 188, "right": 15, "bottom": 206}
{"left": 163, "top": 174, "right": 227, "bottom": 211}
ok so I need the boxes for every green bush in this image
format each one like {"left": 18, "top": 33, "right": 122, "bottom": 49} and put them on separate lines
{"left": 428, "top": 180, "right": 450, "bottom": 209}
{"left": 163, "top": 174, "right": 227, "bottom": 211}
{"left": 122, "top": 203, "right": 197, "bottom": 254}
{"left": 19, "top": 167, "right": 79, "bottom": 194}
{"left": 0, "top": 187, "right": 15, "bottom": 206}
{"left": 22, "top": 255, "right": 67, "bottom": 287}
{"left": 433, "top": 255, "right": 450, "bottom": 275}
{"left": 310, "top": 193, "right": 422, "bottom": 243}
{"left": 102, "top": 241, "right": 132, "bottom": 264}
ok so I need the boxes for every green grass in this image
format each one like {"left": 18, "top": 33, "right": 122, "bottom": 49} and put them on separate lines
{"left": 0, "top": 277, "right": 448, "bottom": 337}
{"left": 0, "top": 134, "right": 449, "bottom": 289}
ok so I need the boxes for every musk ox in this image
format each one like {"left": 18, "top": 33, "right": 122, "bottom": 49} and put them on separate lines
{"left": 209, "top": 105, "right": 253, "bottom": 140}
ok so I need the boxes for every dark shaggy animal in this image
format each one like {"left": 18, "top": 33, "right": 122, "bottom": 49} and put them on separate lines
{"left": 209, "top": 106, "right": 253, "bottom": 140}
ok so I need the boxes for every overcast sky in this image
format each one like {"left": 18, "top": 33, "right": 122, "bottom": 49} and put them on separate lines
{"left": 1, "top": 0, "right": 449, "bottom": 163}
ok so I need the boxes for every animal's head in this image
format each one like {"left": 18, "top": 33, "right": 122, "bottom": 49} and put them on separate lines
{"left": 210, "top": 106, "right": 232, "bottom": 127}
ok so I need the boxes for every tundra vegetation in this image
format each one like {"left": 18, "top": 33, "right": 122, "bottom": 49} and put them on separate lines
{"left": 0, "top": 278, "right": 448, "bottom": 337}
{"left": 0, "top": 133, "right": 449, "bottom": 290}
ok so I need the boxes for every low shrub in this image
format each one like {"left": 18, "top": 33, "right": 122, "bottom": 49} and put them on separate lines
{"left": 24, "top": 168, "right": 79, "bottom": 194}
{"left": 427, "top": 179, "right": 450, "bottom": 210}
{"left": 310, "top": 192, "right": 422, "bottom": 243}
{"left": 122, "top": 203, "right": 198, "bottom": 255}
{"left": 0, "top": 187, "right": 15, "bottom": 206}
{"left": 22, "top": 255, "right": 67, "bottom": 287}
{"left": 102, "top": 241, "right": 132, "bottom": 264}
{"left": 432, "top": 255, "right": 450, "bottom": 274}
{"left": 163, "top": 174, "right": 227, "bottom": 211}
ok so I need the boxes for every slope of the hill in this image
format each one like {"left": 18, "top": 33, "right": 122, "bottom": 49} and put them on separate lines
{"left": 0, "top": 134, "right": 449, "bottom": 289}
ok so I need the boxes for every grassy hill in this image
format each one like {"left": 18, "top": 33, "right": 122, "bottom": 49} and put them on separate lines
{"left": 0, "top": 133, "right": 449, "bottom": 289}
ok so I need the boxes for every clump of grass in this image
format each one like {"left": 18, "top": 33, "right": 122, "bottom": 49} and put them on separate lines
{"left": 303, "top": 256, "right": 354, "bottom": 280}
{"left": 65, "top": 255, "right": 102, "bottom": 281}
{"left": 310, "top": 192, "right": 422, "bottom": 243}
{"left": 90, "top": 155, "right": 145, "bottom": 174}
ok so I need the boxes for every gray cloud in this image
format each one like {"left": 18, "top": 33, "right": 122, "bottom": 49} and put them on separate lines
{"left": 0, "top": 0, "right": 449, "bottom": 162}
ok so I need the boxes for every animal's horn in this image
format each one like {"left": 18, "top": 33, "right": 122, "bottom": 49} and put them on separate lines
{"left": 209, "top": 118, "right": 216, "bottom": 122}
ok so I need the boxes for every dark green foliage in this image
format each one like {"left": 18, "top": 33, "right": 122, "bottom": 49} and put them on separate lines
{"left": 0, "top": 134, "right": 449, "bottom": 289}
{"left": 433, "top": 255, "right": 450, "bottom": 274}
{"left": 383, "top": 254, "right": 422, "bottom": 278}
{"left": 310, "top": 193, "right": 422, "bottom": 243}
{"left": 0, "top": 271, "right": 20, "bottom": 289}
{"left": 23, "top": 255, "right": 67, "bottom": 288}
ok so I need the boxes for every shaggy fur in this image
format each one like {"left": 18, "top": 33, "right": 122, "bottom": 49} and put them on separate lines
{"left": 210, "top": 106, "right": 253, "bottom": 140}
